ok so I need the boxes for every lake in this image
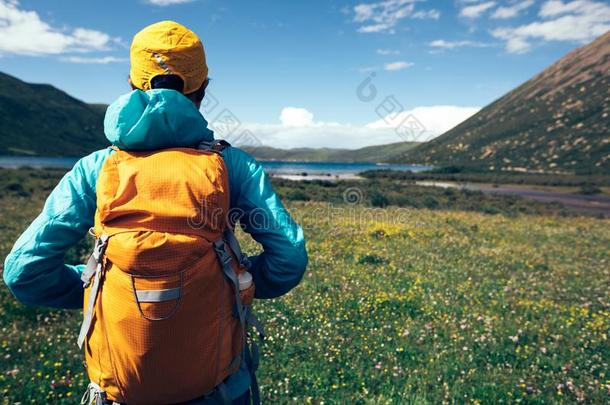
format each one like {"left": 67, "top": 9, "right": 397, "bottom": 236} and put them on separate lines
{"left": 0, "top": 156, "right": 432, "bottom": 179}
{"left": 261, "top": 161, "right": 432, "bottom": 180}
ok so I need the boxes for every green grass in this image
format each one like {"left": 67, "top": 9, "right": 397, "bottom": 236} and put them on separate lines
{"left": 1, "top": 170, "right": 609, "bottom": 404}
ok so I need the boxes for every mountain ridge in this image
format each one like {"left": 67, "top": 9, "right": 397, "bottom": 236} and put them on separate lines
{"left": 0, "top": 71, "right": 109, "bottom": 156}
{"left": 242, "top": 141, "right": 419, "bottom": 163}
{"left": 396, "top": 31, "right": 610, "bottom": 174}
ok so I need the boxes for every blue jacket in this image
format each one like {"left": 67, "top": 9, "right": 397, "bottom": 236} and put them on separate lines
{"left": 3, "top": 89, "right": 308, "bottom": 399}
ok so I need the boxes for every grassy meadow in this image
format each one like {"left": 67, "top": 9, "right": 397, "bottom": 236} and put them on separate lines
{"left": 0, "top": 168, "right": 609, "bottom": 404}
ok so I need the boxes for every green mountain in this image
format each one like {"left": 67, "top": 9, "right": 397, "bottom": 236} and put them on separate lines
{"left": 398, "top": 31, "right": 610, "bottom": 174}
{"left": 243, "top": 141, "right": 419, "bottom": 163}
{"left": 0, "top": 72, "right": 108, "bottom": 156}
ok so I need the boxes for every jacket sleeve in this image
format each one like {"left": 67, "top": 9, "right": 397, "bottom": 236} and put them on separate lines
{"left": 3, "top": 149, "right": 112, "bottom": 309}
{"left": 223, "top": 147, "right": 308, "bottom": 299}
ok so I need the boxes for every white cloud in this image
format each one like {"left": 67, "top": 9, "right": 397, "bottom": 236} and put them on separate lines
{"left": 384, "top": 61, "right": 413, "bottom": 70}
{"left": 412, "top": 9, "right": 441, "bottom": 19}
{"left": 491, "top": 0, "right": 535, "bottom": 19}
{"left": 241, "top": 106, "right": 480, "bottom": 149}
{"left": 71, "top": 28, "right": 113, "bottom": 49}
{"left": 429, "top": 39, "right": 492, "bottom": 49}
{"left": 353, "top": 0, "right": 439, "bottom": 33}
{"left": 539, "top": 0, "right": 586, "bottom": 16}
{"left": 280, "top": 107, "right": 314, "bottom": 127}
{"left": 492, "top": 32, "right": 532, "bottom": 53}
{"left": 460, "top": 1, "right": 496, "bottom": 18}
{"left": 367, "top": 105, "right": 480, "bottom": 134}
{"left": 60, "top": 56, "right": 127, "bottom": 64}
{"left": 492, "top": 0, "right": 610, "bottom": 53}
{"left": 376, "top": 48, "right": 400, "bottom": 55}
{"left": 0, "top": 0, "right": 114, "bottom": 56}
{"left": 358, "top": 23, "right": 392, "bottom": 33}
{"left": 146, "top": 0, "right": 195, "bottom": 5}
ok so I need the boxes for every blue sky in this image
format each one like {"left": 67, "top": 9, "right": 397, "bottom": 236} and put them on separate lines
{"left": 0, "top": 0, "right": 608, "bottom": 148}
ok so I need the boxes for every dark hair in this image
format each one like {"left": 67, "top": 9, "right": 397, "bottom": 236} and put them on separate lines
{"left": 150, "top": 74, "right": 185, "bottom": 93}
{"left": 135, "top": 74, "right": 207, "bottom": 104}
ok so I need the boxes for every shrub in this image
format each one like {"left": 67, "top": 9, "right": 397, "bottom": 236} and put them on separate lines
{"left": 285, "top": 189, "right": 311, "bottom": 201}
{"left": 4, "top": 182, "right": 31, "bottom": 197}
{"left": 579, "top": 183, "right": 602, "bottom": 195}
{"left": 430, "top": 166, "right": 463, "bottom": 174}
{"left": 370, "top": 191, "right": 390, "bottom": 208}
{"left": 357, "top": 254, "right": 386, "bottom": 265}
{"left": 422, "top": 195, "right": 440, "bottom": 209}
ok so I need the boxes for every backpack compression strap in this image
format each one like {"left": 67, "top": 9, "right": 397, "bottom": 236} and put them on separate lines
{"left": 213, "top": 229, "right": 264, "bottom": 405}
{"left": 200, "top": 139, "right": 266, "bottom": 404}
{"left": 78, "top": 233, "right": 109, "bottom": 349}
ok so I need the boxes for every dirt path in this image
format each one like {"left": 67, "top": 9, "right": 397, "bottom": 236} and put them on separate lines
{"left": 416, "top": 181, "right": 610, "bottom": 216}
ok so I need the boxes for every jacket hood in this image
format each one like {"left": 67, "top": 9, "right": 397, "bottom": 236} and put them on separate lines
{"left": 104, "top": 89, "right": 214, "bottom": 150}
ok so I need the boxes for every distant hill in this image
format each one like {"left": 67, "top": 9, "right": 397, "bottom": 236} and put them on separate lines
{"left": 398, "top": 31, "right": 610, "bottom": 174}
{"left": 0, "top": 72, "right": 108, "bottom": 156}
{"left": 0, "top": 71, "right": 416, "bottom": 162}
{"left": 243, "top": 141, "right": 419, "bottom": 163}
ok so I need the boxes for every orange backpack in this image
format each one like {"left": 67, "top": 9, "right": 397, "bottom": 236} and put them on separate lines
{"left": 77, "top": 142, "right": 262, "bottom": 405}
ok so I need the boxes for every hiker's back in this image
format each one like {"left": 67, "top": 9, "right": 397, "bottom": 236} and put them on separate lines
{"left": 3, "top": 20, "right": 306, "bottom": 405}
{"left": 83, "top": 148, "right": 242, "bottom": 404}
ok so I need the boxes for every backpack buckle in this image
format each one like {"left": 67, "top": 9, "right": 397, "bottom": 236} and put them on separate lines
{"left": 213, "top": 240, "right": 233, "bottom": 265}
{"left": 81, "top": 234, "right": 109, "bottom": 287}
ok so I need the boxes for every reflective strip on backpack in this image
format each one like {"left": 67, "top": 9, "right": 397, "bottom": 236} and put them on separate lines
{"left": 134, "top": 287, "right": 181, "bottom": 303}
